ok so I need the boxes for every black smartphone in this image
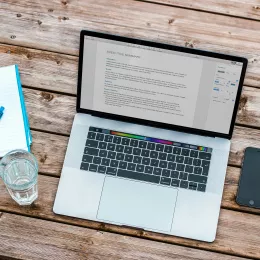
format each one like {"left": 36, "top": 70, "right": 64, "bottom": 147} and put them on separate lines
{"left": 236, "top": 147, "right": 260, "bottom": 208}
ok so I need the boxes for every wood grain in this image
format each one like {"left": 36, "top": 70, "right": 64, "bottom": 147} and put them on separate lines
{"left": 140, "top": 0, "right": 260, "bottom": 21}
{"left": 0, "top": 0, "right": 259, "bottom": 87}
{"left": 0, "top": 173, "right": 259, "bottom": 259}
{"left": 0, "top": 212, "right": 251, "bottom": 260}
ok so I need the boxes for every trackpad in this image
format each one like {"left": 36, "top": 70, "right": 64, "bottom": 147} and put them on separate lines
{"left": 97, "top": 177, "right": 178, "bottom": 232}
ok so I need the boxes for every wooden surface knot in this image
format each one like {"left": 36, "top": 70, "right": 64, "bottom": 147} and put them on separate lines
{"left": 48, "top": 8, "right": 54, "bottom": 12}
{"left": 40, "top": 154, "right": 48, "bottom": 163}
{"left": 58, "top": 16, "right": 69, "bottom": 21}
{"left": 168, "top": 18, "right": 174, "bottom": 24}
{"left": 38, "top": 20, "right": 42, "bottom": 25}
{"left": 16, "top": 13, "right": 22, "bottom": 17}
{"left": 61, "top": 0, "right": 68, "bottom": 5}
{"left": 238, "top": 95, "right": 248, "bottom": 112}
{"left": 253, "top": 5, "right": 260, "bottom": 10}
{"left": 10, "top": 35, "right": 16, "bottom": 39}
{"left": 185, "top": 40, "right": 194, "bottom": 48}
{"left": 40, "top": 92, "right": 54, "bottom": 102}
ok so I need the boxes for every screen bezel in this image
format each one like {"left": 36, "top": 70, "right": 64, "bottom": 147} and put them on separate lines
{"left": 77, "top": 30, "right": 248, "bottom": 139}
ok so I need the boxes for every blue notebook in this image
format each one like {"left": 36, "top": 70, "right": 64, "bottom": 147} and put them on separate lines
{"left": 0, "top": 65, "right": 32, "bottom": 156}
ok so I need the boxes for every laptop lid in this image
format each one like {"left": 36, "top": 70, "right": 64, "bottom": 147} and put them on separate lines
{"left": 77, "top": 30, "right": 247, "bottom": 139}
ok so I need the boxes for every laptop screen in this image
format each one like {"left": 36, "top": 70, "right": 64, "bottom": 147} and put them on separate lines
{"left": 79, "top": 34, "right": 246, "bottom": 136}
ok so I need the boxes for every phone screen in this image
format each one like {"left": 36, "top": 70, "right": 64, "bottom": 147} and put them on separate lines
{"left": 237, "top": 147, "right": 260, "bottom": 208}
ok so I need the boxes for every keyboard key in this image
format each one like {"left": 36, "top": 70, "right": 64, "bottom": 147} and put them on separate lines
{"left": 104, "top": 135, "right": 113, "bottom": 142}
{"left": 179, "top": 172, "right": 188, "bottom": 180}
{"left": 107, "top": 151, "right": 116, "bottom": 159}
{"left": 190, "top": 150, "right": 198, "bottom": 158}
{"left": 160, "top": 177, "right": 171, "bottom": 186}
{"left": 136, "top": 164, "right": 145, "bottom": 172}
{"left": 80, "top": 162, "right": 89, "bottom": 171}
{"left": 147, "top": 142, "right": 155, "bottom": 150}
{"left": 139, "top": 141, "right": 147, "bottom": 149}
{"left": 150, "top": 151, "right": 158, "bottom": 159}
{"left": 110, "top": 160, "right": 119, "bottom": 168}
{"left": 93, "top": 157, "right": 101, "bottom": 165}
{"left": 193, "top": 158, "right": 201, "bottom": 166}
{"left": 85, "top": 139, "right": 98, "bottom": 148}
{"left": 181, "top": 148, "right": 190, "bottom": 156}
{"left": 107, "top": 167, "right": 117, "bottom": 175}
{"left": 124, "top": 146, "right": 133, "bottom": 154}
{"left": 107, "top": 143, "right": 115, "bottom": 151}
{"left": 158, "top": 152, "right": 167, "bottom": 160}
{"left": 130, "top": 139, "right": 138, "bottom": 147}
{"left": 116, "top": 153, "right": 124, "bottom": 161}
{"left": 180, "top": 180, "right": 188, "bottom": 189}
{"left": 88, "top": 131, "right": 96, "bottom": 139}
{"left": 124, "top": 154, "right": 133, "bottom": 162}
{"left": 171, "top": 179, "right": 180, "bottom": 187}
{"left": 97, "top": 165, "right": 106, "bottom": 174}
{"left": 189, "top": 182, "right": 197, "bottom": 190}
{"left": 119, "top": 161, "right": 127, "bottom": 169}
{"left": 194, "top": 167, "right": 202, "bottom": 175}
{"left": 188, "top": 174, "right": 207, "bottom": 184}
{"left": 117, "top": 169, "right": 160, "bottom": 184}
{"left": 156, "top": 144, "right": 164, "bottom": 152}
{"left": 141, "top": 149, "right": 150, "bottom": 157}
{"left": 184, "top": 157, "right": 193, "bottom": 165}
{"left": 199, "top": 152, "right": 211, "bottom": 160}
{"left": 113, "top": 136, "right": 121, "bottom": 144}
{"left": 99, "top": 150, "right": 107, "bottom": 157}
{"left": 133, "top": 156, "right": 142, "bottom": 164}
{"left": 151, "top": 159, "right": 159, "bottom": 167}
{"left": 176, "top": 164, "right": 185, "bottom": 171}
{"left": 84, "top": 147, "right": 99, "bottom": 156}
{"left": 202, "top": 160, "right": 210, "bottom": 168}
{"left": 159, "top": 161, "right": 167, "bottom": 168}
{"left": 173, "top": 147, "right": 181, "bottom": 155}
{"left": 116, "top": 145, "right": 124, "bottom": 153}
{"left": 162, "top": 169, "right": 170, "bottom": 177}
{"left": 202, "top": 166, "right": 210, "bottom": 176}
{"left": 153, "top": 167, "right": 162, "bottom": 176}
{"left": 171, "top": 170, "right": 179, "bottom": 179}
{"left": 98, "top": 142, "right": 107, "bottom": 149}
{"left": 197, "top": 184, "right": 206, "bottom": 192}
{"left": 145, "top": 166, "right": 153, "bottom": 174}
{"left": 164, "top": 145, "right": 173, "bottom": 153}
{"left": 101, "top": 128, "right": 109, "bottom": 134}
{"left": 167, "top": 154, "right": 175, "bottom": 162}
{"left": 142, "top": 157, "right": 150, "bottom": 165}
{"left": 89, "top": 127, "right": 97, "bottom": 132}
{"left": 127, "top": 163, "right": 136, "bottom": 171}
{"left": 101, "top": 158, "right": 110, "bottom": 166}
{"left": 82, "top": 155, "right": 93, "bottom": 163}
{"left": 176, "top": 155, "right": 184, "bottom": 163}
{"left": 168, "top": 162, "right": 176, "bottom": 170}
{"left": 185, "top": 165, "right": 193, "bottom": 173}
{"left": 122, "top": 138, "right": 130, "bottom": 145}
{"left": 133, "top": 148, "right": 141, "bottom": 156}
{"left": 89, "top": 164, "right": 98, "bottom": 172}
{"left": 96, "top": 133, "right": 104, "bottom": 141}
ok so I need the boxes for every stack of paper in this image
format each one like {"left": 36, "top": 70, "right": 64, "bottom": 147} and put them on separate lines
{"left": 0, "top": 65, "right": 32, "bottom": 157}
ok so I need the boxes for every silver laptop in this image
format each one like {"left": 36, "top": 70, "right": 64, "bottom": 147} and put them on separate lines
{"left": 53, "top": 30, "right": 247, "bottom": 242}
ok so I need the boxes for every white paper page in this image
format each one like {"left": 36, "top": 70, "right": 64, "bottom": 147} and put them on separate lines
{"left": 0, "top": 65, "right": 28, "bottom": 157}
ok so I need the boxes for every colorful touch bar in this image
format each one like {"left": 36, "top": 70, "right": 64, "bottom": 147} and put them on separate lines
{"left": 89, "top": 127, "right": 211, "bottom": 152}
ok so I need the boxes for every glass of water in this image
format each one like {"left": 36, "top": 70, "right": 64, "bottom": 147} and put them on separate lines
{"left": 0, "top": 149, "right": 38, "bottom": 205}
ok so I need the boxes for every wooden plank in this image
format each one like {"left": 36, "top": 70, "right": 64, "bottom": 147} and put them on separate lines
{"left": 0, "top": 1, "right": 260, "bottom": 87}
{"left": 30, "top": 128, "right": 260, "bottom": 178}
{"left": 0, "top": 44, "right": 78, "bottom": 94}
{"left": 0, "top": 213, "right": 250, "bottom": 260}
{"left": 140, "top": 0, "right": 260, "bottom": 21}
{"left": 0, "top": 174, "right": 259, "bottom": 259}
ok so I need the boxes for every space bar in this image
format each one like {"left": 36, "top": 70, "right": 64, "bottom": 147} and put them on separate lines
{"left": 117, "top": 169, "right": 160, "bottom": 184}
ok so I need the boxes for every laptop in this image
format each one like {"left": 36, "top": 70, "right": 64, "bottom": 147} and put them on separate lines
{"left": 53, "top": 30, "right": 248, "bottom": 242}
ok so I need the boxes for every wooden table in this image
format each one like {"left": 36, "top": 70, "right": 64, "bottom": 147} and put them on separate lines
{"left": 1, "top": 0, "right": 260, "bottom": 259}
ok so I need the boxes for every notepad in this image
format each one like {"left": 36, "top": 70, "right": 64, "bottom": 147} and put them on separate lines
{"left": 0, "top": 65, "right": 32, "bottom": 157}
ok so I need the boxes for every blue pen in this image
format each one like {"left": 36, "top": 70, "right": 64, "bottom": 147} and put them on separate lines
{"left": 0, "top": 106, "right": 5, "bottom": 119}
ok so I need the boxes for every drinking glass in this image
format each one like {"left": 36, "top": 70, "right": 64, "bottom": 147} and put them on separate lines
{"left": 0, "top": 150, "right": 38, "bottom": 205}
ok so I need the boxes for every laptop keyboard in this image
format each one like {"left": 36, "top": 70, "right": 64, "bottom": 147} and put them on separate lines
{"left": 80, "top": 127, "right": 213, "bottom": 192}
